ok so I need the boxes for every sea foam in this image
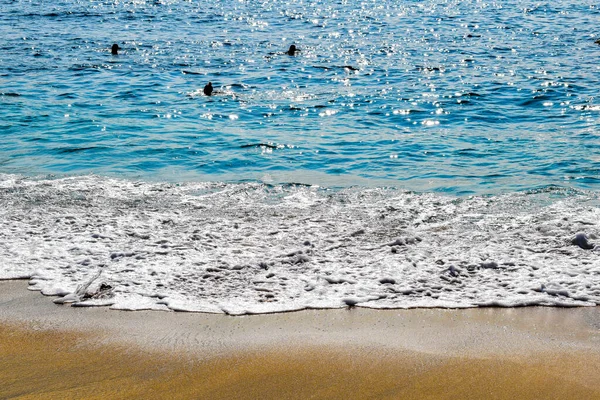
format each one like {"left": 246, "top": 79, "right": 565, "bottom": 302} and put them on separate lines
{"left": 1, "top": 174, "right": 599, "bottom": 315}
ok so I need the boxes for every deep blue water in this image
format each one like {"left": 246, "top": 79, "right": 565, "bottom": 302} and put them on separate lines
{"left": 1, "top": 0, "right": 600, "bottom": 195}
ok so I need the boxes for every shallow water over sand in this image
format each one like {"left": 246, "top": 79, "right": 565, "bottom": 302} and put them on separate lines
{"left": 1, "top": 175, "right": 599, "bottom": 313}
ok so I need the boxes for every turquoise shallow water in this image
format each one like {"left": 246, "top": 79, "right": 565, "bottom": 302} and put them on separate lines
{"left": 1, "top": 0, "right": 600, "bottom": 195}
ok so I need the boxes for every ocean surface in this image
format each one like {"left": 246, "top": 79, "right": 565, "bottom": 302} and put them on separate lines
{"left": 1, "top": 0, "right": 599, "bottom": 314}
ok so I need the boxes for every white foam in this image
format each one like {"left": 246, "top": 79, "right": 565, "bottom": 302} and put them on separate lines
{"left": 1, "top": 174, "right": 599, "bottom": 315}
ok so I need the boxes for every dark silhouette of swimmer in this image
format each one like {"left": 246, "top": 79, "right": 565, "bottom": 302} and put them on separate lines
{"left": 111, "top": 44, "right": 120, "bottom": 55}
{"left": 286, "top": 45, "right": 298, "bottom": 56}
{"left": 203, "top": 82, "right": 213, "bottom": 96}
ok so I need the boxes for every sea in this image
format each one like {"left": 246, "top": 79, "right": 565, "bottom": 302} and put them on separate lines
{"left": 1, "top": 0, "right": 599, "bottom": 314}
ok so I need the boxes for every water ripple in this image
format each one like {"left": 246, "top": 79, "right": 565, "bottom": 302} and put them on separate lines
{"left": 0, "top": 0, "right": 599, "bottom": 194}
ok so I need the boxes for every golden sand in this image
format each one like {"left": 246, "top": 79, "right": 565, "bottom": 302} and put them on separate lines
{"left": 2, "top": 321, "right": 600, "bottom": 400}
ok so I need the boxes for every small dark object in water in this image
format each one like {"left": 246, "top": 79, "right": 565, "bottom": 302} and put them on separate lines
{"left": 448, "top": 265, "right": 460, "bottom": 277}
{"left": 240, "top": 143, "right": 277, "bottom": 149}
{"left": 286, "top": 44, "right": 298, "bottom": 56}
{"left": 99, "top": 283, "right": 113, "bottom": 292}
{"left": 572, "top": 233, "right": 595, "bottom": 250}
{"left": 595, "top": 39, "right": 600, "bottom": 45}
{"left": 343, "top": 298, "right": 359, "bottom": 308}
{"left": 203, "top": 82, "right": 213, "bottom": 96}
{"left": 111, "top": 44, "right": 120, "bottom": 55}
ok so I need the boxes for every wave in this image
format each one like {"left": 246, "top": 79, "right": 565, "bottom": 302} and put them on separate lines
{"left": 0, "top": 174, "right": 598, "bottom": 315}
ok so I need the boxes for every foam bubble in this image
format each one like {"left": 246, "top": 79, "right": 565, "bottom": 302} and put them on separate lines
{"left": 1, "top": 174, "right": 599, "bottom": 314}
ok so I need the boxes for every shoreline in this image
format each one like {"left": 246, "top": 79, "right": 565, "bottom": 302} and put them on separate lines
{"left": 2, "top": 280, "right": 600, "bottom": 399}
{"left": 3, "top": 175, "right": 598, "bottom": 315}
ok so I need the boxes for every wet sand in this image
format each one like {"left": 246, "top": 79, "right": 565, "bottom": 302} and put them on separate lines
{"left": 2, "top": 280, "right": 600, "bottom": 399}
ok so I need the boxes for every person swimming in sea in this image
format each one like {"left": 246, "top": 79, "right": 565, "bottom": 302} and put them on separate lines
{"left": 264, "top": 44, "right": 300, "bottom": 60}
{"left": 203, "top": 82, "right": 213, "bottom": 96}
{"left": 111, "top": 44, "right": 120, "bottom": 55}
{"left": 187, "top": 82, "right": 241, "bottom": 98}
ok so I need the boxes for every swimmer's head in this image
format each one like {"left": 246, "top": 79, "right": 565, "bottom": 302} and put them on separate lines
{"left": 111, "top": 44, "right": 120, "bottom": 55}
{"left": 203, "top": 82, "right": 213, "bottom": 96}
{"left": 287, "top": 45, "right": 297, "bottom": 55}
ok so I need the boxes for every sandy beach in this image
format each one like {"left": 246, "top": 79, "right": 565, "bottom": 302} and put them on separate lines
{"left": 3, "top": 0, "right": 600, "bottom": 398}
{"left": 1, "top": 279, "right": 600, "bottom": 399}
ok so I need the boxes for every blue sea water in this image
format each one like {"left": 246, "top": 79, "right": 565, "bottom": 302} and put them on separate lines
{"left": 1, "top": 0, "right": 600, "bottom": 195}
{"left": 1, "top": 0, "right": 600, "bottom": 313}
